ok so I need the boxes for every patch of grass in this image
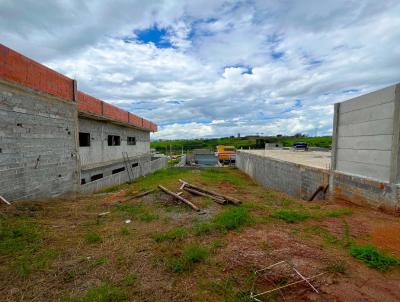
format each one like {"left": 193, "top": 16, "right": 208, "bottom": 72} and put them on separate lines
{"left": 183, "top": 243, "right": 209, "bottom": 263}
{"left": 90, "top": 256, "right": 108, "bottom": 267}
{"left": 200, "top": 168, "right": 248, "bottom": 187}
{"left": 0, "top": 217, "right": 42, "bottom": 255}
{"left": 213, "top": 207, "right": 252, "bottom": 230}
{"left": 15, "top": 249, "right": 59, "bottom": 277}
{"left": 272, "top": 209, "right": 311, "bottom": 223}
{"left": 85, "top": 232, "right": 102, "bottom": 244}
{"left": 124, "top": 272, "right": 138, "bottom": 286}
{"left": 63, "top": 282, "right": 128, "bottom": 302}
{"left": 325, "top": 261, "right": 347, "bottom": 274}
{"left": 152, "top": 227, "right": 187, "bottom": 242}
{"left": 193, "top": 221, "right": 214, "bottom": 236}
{"left": 210, "top": 240, "right": 226, "bottom": 252}
{"left": 201, "top": 278, "right": 252, "bottom": 302}
{"left": 166, "top": 243, "right": 209, "bottom": 273}
{"left": 120, "top": 227, "right": 129, "bottom": 236}
{"left": 349, "top": 244, "right": 399, "bottom": 272}
{"left": 325, "top": 208, "right": 353, "bottom": 218}
{"left": 115, "top": 203, "right": 158, "bottom": 222}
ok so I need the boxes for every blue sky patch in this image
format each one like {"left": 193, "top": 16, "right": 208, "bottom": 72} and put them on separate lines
{"left": 135, "top": 26, "right": 172, "bottom": 48}
{"left": 271, "top": 51, "right": 284, "bottom": 60}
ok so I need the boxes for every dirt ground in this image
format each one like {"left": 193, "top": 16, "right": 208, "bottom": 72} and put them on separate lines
{"left": 0, "top": 167, "right": 399, "bottom": 302}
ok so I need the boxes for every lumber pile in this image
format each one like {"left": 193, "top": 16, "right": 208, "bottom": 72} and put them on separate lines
{"left": 158, "top": 185, "right": 200, "bottom": 212}
{"left": 179, "top": 179, "right": 241, "bottom": 205}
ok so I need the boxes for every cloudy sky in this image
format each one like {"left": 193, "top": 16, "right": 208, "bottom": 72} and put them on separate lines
{"left": 1, "top": 0, "right": 399, "bottom": 139}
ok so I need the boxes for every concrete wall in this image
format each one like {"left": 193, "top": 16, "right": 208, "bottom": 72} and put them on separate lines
{"left": 236, "top": 151, "right": 329, "bottom": 200}
{"left": 80, "top": 156, "right": 167, "bottom": 193}
{"left": 0, "top": 80, "right": 79, "bottom": 200}
{"left": 332, "top": 84, "right": 400, "bottom": 182}
{"left": 330, "top": 83, "right": 400, "bottom": 212}
{"left": 78, "top": 117, "right": 150, "bottom": 168}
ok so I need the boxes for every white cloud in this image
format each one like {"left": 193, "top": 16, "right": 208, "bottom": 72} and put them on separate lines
{"left": 1, "top": 0, "right": 399, "bottom": 139}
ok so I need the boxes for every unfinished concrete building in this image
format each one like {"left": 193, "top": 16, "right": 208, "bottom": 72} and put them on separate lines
{"left": 237, "top": 83, "right": 400, "bottom": 213}
{"left": 0, "top": 44, "right": 166, "bottom": 201}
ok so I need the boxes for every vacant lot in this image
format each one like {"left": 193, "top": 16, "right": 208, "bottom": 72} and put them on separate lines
{"left": 1, "top": 168, "right": 399, "bottom": 301}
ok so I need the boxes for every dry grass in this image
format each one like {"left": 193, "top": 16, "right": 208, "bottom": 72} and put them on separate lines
{"left": 1, "top": 167, "right": 400, "bottom": 301}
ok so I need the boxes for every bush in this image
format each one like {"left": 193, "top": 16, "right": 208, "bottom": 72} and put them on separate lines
{"left": 350, "top": 244, "right": 399, "bottom": 272}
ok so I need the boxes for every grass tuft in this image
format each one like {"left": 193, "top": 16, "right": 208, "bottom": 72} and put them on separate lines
{"left": 193, "top": 222, "right": 214, "bottom": 236}
{"left": 63, "top": 282, "right": 128, "bottom": 302}
{"left": 166, "top": 243, "right": 209, "bottom": 273}
{"left": 349, "top": 244, "right": 399, "bottom": 272}
{"left": 115, "top": 203, "right": 158, "bottom": 222}
{"left": 152, "top": 227, "right": 187, "bottom": 242}
{"left": 272, "top": 209, "right": 310, "bottom": 223}
{"left": 85, "top": 232, "right": 102, "bottom": 244}
{"left": 213, "top": 207, "right": 252, "bottom": 230}
{"left": 124, "top": 272, "right": 138, "bottom": 286}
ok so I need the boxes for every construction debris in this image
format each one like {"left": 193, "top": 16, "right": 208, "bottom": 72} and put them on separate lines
{"left": 158, "top": 185, "right": 200, "bottom": 212}
{"left": 97, "top": 211, "right": 110, "bottom": 217}
{"left": 179, "top": 179, "right": 241, "bottom": 205}
{"left": 119, "top": 189, "right": 156, "bottom": 203}
{"left": 250, "top": 260, "right": 326, "bottom": 301}
{"left": 0, "top": 195, "right": 10, "bottom": 205}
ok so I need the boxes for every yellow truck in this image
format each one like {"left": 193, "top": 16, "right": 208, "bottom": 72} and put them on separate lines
{"left": 216, "top": 145, "right": 236, "bottom": 163}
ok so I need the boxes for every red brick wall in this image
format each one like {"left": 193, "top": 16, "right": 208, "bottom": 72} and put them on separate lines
{"left": 0, "top": 44, "right": 157, "bottom": 132}
{"left": 102, "top": 102, "right": 129, "bottom": 124}
{"left": 77, "top": 91, "right": 102, "bottom": 115}
{"left": 0, "top": 44, "right": 74, "bottom": 101}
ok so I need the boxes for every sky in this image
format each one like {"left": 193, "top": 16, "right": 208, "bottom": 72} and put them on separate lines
{"left": 1, "top": 0, "right": 400, "bottom": 140}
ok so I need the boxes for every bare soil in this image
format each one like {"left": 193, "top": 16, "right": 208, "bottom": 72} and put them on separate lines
{"left": 0, "top": 167, "right": 399, "bottom": 302}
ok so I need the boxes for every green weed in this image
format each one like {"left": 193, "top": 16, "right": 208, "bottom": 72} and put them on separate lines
{"left": 349, "top": 244, "right": 399, "bottom": 272}
{"left": 152, "top": 227, "right": 187, "bottom": 242}
{"left": 85, "top": 232, "right": 102, "bottom": 244}
{"left": 63, "top": 282, "right": 128, "bottom": 302}
{"left": 325, "top": 208, "right": 353, "bottom": 218}
{"left": 0, "top": 217, "right": 42, "bottom": 255}
{"left": 213, "top": 207, "right": 252, "bottom": 230}
{"left": 115, "top": 203, "right": 158, "bottom": 222}
{"left": 120, "top": 227, "right": 129, "bottom": 236}
{"left": 166, "top": 243, "right": 209, "bottom": 273}
{"left": 124, "top": 272, "right": 138, "bottom": 286}
{"left": 193, "top": 222, "right": 214, "bottom": 236}
{"left": 272, "top": 209, "right": 311, "bottom": 223}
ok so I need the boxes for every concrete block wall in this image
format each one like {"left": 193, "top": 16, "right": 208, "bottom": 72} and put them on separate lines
{"left": 236, "top": 151, "right": 329, "bottom": 200}
{"left": 80, "top": 156, "right": 167, "bottom": 193}
{"left": 0, "top": 80, "right": 79, "bottom": 200}
{"left": 332, "top": 84, "right": 400, "bottom": 182}
{"left": 78, "top": 117, "right": 150, "bottom": 169}
{"left": 80, "top": 153, "right": 151, "bottom": 184}
{"left": 330, "top": 83, "right": 400, "bottom": 212}
{"left": 0, "top": 44, "right": 160, "bottom": 201}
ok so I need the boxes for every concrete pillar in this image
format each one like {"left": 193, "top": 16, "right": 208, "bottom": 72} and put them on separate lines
{"left": 330, "top": 103, "right": 340, "bottom": 171}
{"left": 390, "top": 84, "right": 400, "bottom": 184}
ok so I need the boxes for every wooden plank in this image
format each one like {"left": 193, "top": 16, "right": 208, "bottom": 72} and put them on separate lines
{"left": 179, "top": 179, "right": 241, "bottom": 205}
{"left": 158, "top": 185, "right": 200, "bottom": 211}
{"left": 0, "top": 195, "right": 11, "bottom": 205}
{"left": 183, "top": 187, "right": 226, "bottom": 205}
